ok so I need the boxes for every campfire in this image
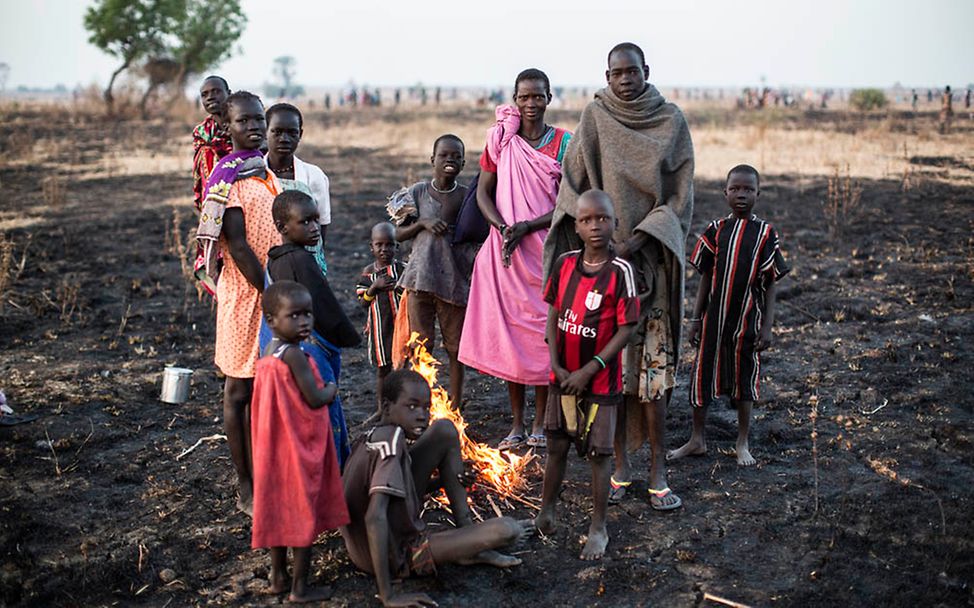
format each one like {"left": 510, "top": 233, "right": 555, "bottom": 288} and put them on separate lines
{"left": 405, "top": 334, "right": 538, "bottom": 510}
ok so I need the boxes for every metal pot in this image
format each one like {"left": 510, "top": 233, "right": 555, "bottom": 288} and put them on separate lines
{"left": 160, "top": 367, "right": 193, "bottom": 404}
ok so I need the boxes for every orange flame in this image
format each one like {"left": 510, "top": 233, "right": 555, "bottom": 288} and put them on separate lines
{"left": 405, "top": 333, "right": 536, "bottom": 505}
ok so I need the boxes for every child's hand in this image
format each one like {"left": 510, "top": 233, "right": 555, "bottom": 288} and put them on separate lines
{"left": 687, "top": 319, "right": 702, "bottom": 347}
{"left": 561, "top": 366, "right": 596, "bottom": 396}
{"left": 754, "top": 326, "right": 772, "bottom": 351}
{"left": 383, "top": 591, "right": 438, "bottom": 607}
{"left": 321, "top": 382, "right": 338, "bottom": 405}
{"left": 420, "top": 218, "right": 448, "bottom": 235}
{"left": 552, "top": 364, "right": 571, "bottom": 385}
{"left": 371, "top": 274, "right": 397, "bottom": 293}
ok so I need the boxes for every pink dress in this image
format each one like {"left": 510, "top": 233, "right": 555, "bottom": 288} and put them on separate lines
{"left": 459, "top": 105, "right": 571, "bottom": 385}
{"left": 251, "top": 344, "right": 349, "bottom": 548}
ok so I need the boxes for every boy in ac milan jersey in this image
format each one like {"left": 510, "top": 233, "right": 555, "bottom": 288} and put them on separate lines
{"left": 535, "top": 190, "right": 639, "bottom": 561}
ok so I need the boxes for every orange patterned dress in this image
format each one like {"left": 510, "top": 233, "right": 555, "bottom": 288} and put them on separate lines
{"left": 214, "top": 174, "right": 282, "bottom": 378}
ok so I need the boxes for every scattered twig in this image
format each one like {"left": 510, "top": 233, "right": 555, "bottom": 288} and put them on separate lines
{"left": 486, "top": 494, "right": 503, "bottom": 519}
{"left": 44, "top": 427, "right": 62, "bottom": 476}
{"left": 137, "top": 542, "right": 147, "bottom": 573}
{"left": 867, "top": 458, "right": 946, "bottom": 536}
{"left": 176, "top": 434, "right": 226, "bottom": 461}
{"left": 861, "top": 399, "right": 888, "bottom": 415}
{"left": 780, "top": 300, "right": 821, "bottom": 323}
{"left": 703, "top": 592, "right": 752, "bottom": 608}
{"left": 809, "top": 394, "right": 820, "bottom": 517}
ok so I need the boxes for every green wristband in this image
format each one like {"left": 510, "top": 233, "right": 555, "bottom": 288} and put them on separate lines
{"left": 593, "top": 355, "right": 606, "bottom": 369}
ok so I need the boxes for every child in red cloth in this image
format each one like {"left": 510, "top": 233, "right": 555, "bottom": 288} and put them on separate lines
{"left": 251, "top": 281, "right": 350, "bottom": 603}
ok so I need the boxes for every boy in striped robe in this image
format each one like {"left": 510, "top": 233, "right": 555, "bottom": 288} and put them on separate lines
{"left": 669, "top": 164, "right": 790, "bottom": 466}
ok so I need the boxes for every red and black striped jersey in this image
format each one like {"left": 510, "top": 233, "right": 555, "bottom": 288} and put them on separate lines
{"left": 543, "top": 250, "right": 640, "bottom": 395}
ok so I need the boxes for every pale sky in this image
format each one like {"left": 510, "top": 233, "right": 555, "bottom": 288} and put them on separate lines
{"left": 1, "top": 0, "right": 971, "bottom": 90}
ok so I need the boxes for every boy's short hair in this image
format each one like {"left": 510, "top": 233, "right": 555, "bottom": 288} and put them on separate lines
{"left": 381, "top": 369, "right": 429, "bottom": 404}
{"left": 727, "top": 164, "right": 761, "bottom": 187}
{"left": 221, "top": 90, "right": 263, "bottom": 121}
{"left": 371, "top": 221, "right": 396, "bottom": 240}
{"left": 266, "top": 102, "right": 303, "bottom": 128}
{"left": 203, "top": 75, "right": 230, "bottom": 91}
{"left": 272, "top": 190, "right": 315, "bottom": 226}
{"left": 262, "top": 280, "right": 310, "bottom": 315}
{"left": 433, "top": 133, "right": 464, "bottom": 155}
{"left": 515, "top": 68, "right": 551, "bottom": 97}
{"left": 608, "top": 42, "right": 646, "bottom": 66}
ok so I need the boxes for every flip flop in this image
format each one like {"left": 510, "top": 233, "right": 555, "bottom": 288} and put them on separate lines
{"left": 497, "top": 434, "right": 525, "bottom": 451}
{"left": 648, "top": 487, "right": 683, "bottom": 511}
{"left": 609, "top": 476, "right": 632, "bottom": 505}
{"left": 0, "top": 413, "right": 39, "bottom": 427}
{"left": 526, "top": 433, "right": 546, "bottom": 449}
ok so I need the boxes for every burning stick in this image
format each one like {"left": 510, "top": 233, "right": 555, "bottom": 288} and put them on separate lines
{"left": 405, "top": 334, "right": 537, "bottom": 507}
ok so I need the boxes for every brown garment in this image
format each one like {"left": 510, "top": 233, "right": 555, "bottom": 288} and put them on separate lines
{"left": 341, "top": 425, "right": 425, "bottom": 577}
{"left": 544, "top": 386, "right": 619, "bottom": 457}
{"left": 542, "top": 84, "right": 694, "bottom": 447}
{"left": 407, "top": 290, "right": 465, "bottom": 357}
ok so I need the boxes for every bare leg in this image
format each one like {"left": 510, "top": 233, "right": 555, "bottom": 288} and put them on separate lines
{"left": 507, "top": 382, "right": 526, "bottom": 439}
{"left": 667, "top": 404, "right": 709, "bottom": 460}
{"left": 531, "top": 385, "right": 548, "bottom": 437}
{"left": 268, "top": 547, "right": 288, "bottom": 594}
{"left": 410, "top": 419, "right": 473, "bottom": 526}
{"left": 448, "top": 352, "right": 465, "bottom": 411}
{"left": 581, "top": 455, "right": 611, "bottom": 560}
{"left": 428, "top": 517, "right": 527, "bottom": 567}
{"left": 223, "top": 376, "right": 253, "bottom": 515}
{"left": 366, "top": 365, "right": 392, "bottom": 424}
{"left": 735, "top": 400, "right": 756, "bottom": 466}
{"left": 536, "top": 433, "right": 570, "bottom": 535}
{"left": 646, "top": 392, "right": 680, "bottom": 508}
{"left": 611, "top": 395, "right": 635, "bottom": 488}
{"left": 288, "top": 546, "right": 332, "bottom": 603}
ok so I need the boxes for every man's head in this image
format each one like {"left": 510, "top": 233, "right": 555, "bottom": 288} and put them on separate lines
{"left": 370, "top": 221, "right": 397, "bottom": 267}
{"left": 200, "top": 75, "right": 230, "bottom": 116}
{"left": 575, "top": 190, "right": 617, "bottom": 251}
{"left": 262, "top": 280, "right": 314, "bottom": 343}
{"left": 273, "top": 190, "right": 320, "bottom": 247}
{"left": 606, "top": 43, "right": 649, "bottom": 102}
{"left": 724, "top": 164, "right": 761, "bottom": 219}
{"left": 380, "top": 369, "right": 432, "bottom": 440}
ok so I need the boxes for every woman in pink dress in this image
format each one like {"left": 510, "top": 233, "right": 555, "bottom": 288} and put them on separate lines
{"left": 459, "top": 69, "right": 572, "bottom": 450}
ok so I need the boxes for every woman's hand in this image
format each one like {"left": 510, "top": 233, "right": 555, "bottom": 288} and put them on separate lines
{"left": 754, "top": 326, "right": 772, "bottom": 351}
{"left": 687, "top": 319, "right": 702, "bottom": 348}
{"left": 502, "top": 222, "right": 530, "bottom": 264}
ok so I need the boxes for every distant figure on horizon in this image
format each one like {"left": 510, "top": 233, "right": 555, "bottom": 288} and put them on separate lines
{"left": 911, "top": 89, "right": 918, "bottom": 112}
{"left": 940, "top": 85, "right": 953, "bottom": 134}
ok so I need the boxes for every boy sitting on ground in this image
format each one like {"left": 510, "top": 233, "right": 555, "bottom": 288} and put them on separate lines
{"left": 342, "top": 369, "right": 532, "bottom": 607}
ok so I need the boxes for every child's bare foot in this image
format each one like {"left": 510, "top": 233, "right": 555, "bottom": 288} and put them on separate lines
{"left": 459, "top": 549, "right": 521, "bottom": 568}
{"left": 534, "top": 510, "right": 557, "bottom": 536}
{"left": 265, "top": 573, "right": 289, "bottom": 595}
{"left": 736, "top": 440, "right": 756, "bottom": 466}
{"left": 580, "top": 524, "right": 608, "bottom": 560}
{"left": 287, "top": 585, "right": 333, "bottom": 603}
{"left": 514, "top": 518, "right": 536, "bottom": 543}
{"left": 236, "top": 481, "right": 254, "bottom": 516}
{"left": 666, "top": 438, "right": 707, "bottom": 461}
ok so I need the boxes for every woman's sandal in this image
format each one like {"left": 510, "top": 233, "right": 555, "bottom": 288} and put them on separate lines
{"left": 526, "top": 433, "right": 547, "bottom": 449}
{"left": 608, "top": 476, "right": 632, "bottom": 505}
{"left": 648, "top": 487, "right": 683, "bottom": 511}
{"left": 498, "top": 433, "right": 526, "bottom": 451}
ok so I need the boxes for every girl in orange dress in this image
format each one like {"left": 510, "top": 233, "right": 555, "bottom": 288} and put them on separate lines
{"left": 196, "top": 90, "right": 281, "bottom": 515}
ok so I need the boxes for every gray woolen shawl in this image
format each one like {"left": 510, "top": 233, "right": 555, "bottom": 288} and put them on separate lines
{"left": 543, "top": 83, "right": 694, "bottom": 355}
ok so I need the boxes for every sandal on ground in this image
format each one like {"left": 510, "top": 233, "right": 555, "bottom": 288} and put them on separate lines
{"left": 608, "top": 476, "right": 632, "bottom": 505}
{"left": 497, "top": 434, "right": 526, "bottom": 451}
{"left": 526, "top": 433, "right": 547, "bottom": 449}
{"left": 648, "top": 487, "right": 683, "bottom": 511}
